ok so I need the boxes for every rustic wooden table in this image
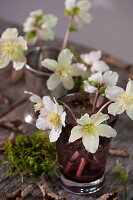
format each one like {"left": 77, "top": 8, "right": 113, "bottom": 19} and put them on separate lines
{"left": 0, "top": 18, "right": 133, "bottom": 200}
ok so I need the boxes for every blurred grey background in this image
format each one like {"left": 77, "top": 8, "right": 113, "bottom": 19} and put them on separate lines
{"left": 0, "top": 0, "right": 133, "bottom": 64}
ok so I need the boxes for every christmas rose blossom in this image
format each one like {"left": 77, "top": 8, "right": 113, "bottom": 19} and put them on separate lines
{"left": 0, "top": 28, "right": 27, "bottom": 70}
{"left": 69, "top": 112, "right": 117, "bottom": 153}
{"left": 41, "top": 48, "right": 86, "bottom": 90}
{"left": 105, "top": 79, "right": 133, "bottom": 120}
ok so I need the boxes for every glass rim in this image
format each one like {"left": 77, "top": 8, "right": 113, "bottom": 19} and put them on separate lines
{"left": 25, "top": 46, "right": 59, "bottom": 76}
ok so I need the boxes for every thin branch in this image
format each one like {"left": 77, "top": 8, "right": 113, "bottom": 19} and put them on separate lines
{"left": 98, "top": 100, "right": 113, "bottom": 113}
{"left": 57, "top": 100, "right": 78, "bottom": 125}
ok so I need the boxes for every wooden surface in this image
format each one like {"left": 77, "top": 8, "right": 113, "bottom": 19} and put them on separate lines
{"left": 0, "top": 18, "right": 133, "bottom": 200}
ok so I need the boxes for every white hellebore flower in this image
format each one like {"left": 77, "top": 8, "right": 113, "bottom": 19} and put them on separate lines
{"left": 84, "top": 71, "right": 119, "bottom": 94}
{"left": 23, "top": 9, "right": 58, "bottom": 44}
{"left": 41, "top": 48, "right": 86, "bottom": 90}
{"left": 24, "top": 91, "right": 50, "bottom": 112}
{"left": 65, "top": 0, "right": 92, "bottom": 26}
{"left": 0, "top": 28, "right": 27, "bottom": 70}
{"left": 36, "top": 97, "right": 66, "bottom": 142}
{"left": 105, "top": 79, "right": 133, "bottom": 120}
{"left": 69, "top": 113, "right": 117, "bottom": 153}
{"left": 80, "top": 50, "right": 109, "bottom": 73}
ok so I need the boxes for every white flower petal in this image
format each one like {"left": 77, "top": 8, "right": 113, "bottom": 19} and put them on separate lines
{"left": 105, "top": 86, "right": 125, "bottom": 102}
{"left": 79, "top": 12, "right": 92, "bottom": 24}
{"left": 98, "top": 124, "right": 117, "bottom": 138}
{"left": 70, "top": 63, "right": 86, "bottom": 76}
{"left": 39, "top": 28, "right": 54, "bottom": 41}
{"left": 82, "top": 135, "right": 99, "bottom": 153}
{"left": 126, "top": 79, "right": 133, "bottom": 97}
{"left": 65, "top": 0, "right": 76, "bottom": 10}
{"left": 81, "top": 50, "right": 101, "bottom": 65}
{"left": 23, "top": 17, "right": 34, "bottom": 32}
{"left": 0, "top": 56, "right": 10, "bottom": 69}
{"left": 12, "top": 54, "right": 26, "bottom": 70}
{"left": 41, "top": 59, "right": 59, "bottom": 71}
{"left": 62, "top": 75, "right": 74, "bottom": 90}
{"left": 89, "top": 72, "right": 102, "bottom": 83}
{"left": 61, "top": 112, "right": 66, "bottom": 127}
{"left": 69, "top": 125, "right": 83, "bottom": 142}
{"left": 1, "top": 28, "right": 18, "bottom": 40}
{"left": 90, "top": 112, "right": 109, "bottom": 125}
{"left": 30, "top": 94, "right": 42, "bottom": 103}
{"left": 42, "top": 96, "right": 55, "bottom": 112}
{"left": 77, "top": 113, "right": 90, "bottom": 125}
{"left": 108, "top": 102, "right": 124, "bottom": 115}
{"left": 58, "top": 49, "right": 73, "bottom": 66}
{"left": 16, "top": 36, "right": 28, "bottom": 50}
{"left": 47, "top": 73, "right": 61, "bottom": 90}
{"left": 30, "top": 9, "right": 43, "bottom": 17}
{"left": 83, "top": 81, "right": 97, "bottom": 93}
{"left": 91, "top": 60, "right": 109, "bottom": 73}
{"left": 77, "top": 0, "right": 91, "bottom": 12}
{"left": 42, "top": 14, "right": 58, "bottom": 28}
{"left": 102, "top": 71, "right": 119, "bottom": 87}
{"left": 36, "top": 116, "right": 49, "bottom": 130}
{"left": 49, "top": 129, "right": 61, "bottom": 142}
{"left": 126, "top": 105, "right": 133, "bottom": 120}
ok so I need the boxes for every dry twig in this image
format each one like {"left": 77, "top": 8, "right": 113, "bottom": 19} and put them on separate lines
{"left": 96, "top": 187, "right": 122, "bottom": 200}
{"left": 109, "top": 148, "right": 131, "bottom": 158}
{"left": 0, "top": 119, "right": 25, "bottom": 133}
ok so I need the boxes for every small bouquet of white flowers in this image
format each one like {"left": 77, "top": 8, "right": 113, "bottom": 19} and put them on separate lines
{"left": 0, "top": 0, "right": 133, "bottom": 195}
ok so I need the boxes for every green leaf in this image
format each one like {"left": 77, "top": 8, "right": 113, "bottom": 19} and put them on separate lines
{"left": 27, "top": 30, "right": 36, "bottom": 40}
{"left": 88, "top": 81, "right": 99, "bottom": 87}
{"left": 72, "top": 7, "right": 80, "bottom": 15}
{"left": 64, "top": 10, "right": 72, "bottom": 16}
{"left": 70, "top": 24, "right": 78, "bottom": 32}
{"left": 98, "top": 86, "right": 107, "bottom": 94}
{"left": 116, "top": 160, "right": 129, "bottom": 184}
{"left": 35, "top": 14, "right": 43, "bottom": 23}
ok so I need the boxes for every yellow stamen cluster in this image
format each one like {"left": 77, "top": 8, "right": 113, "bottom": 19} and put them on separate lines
{"left": 2, "top": 41, "right": 18, "bottom": 58}
{"left": 82, "top": 123, "right": 97, "bottom": 136}
{"left": 48, "top": 112, "right": 60, "bottom": 129}
{"left": 56, "top": 65, "right": 70, "bottom": 78}
{"left": 119, "top": 93, "right": 133, "bottom": 110}
{"left": 34, "top": 103, "right": 44, "bottom": 112}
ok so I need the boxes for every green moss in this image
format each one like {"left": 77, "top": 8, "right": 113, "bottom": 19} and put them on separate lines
{"left": 2, "top": 131, "right": 57, "bottom": 182}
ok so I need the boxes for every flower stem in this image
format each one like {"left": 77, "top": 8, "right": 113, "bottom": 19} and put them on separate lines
{"left": 57, "top": 100, "right": 78, "bottom": 125}
{"left": 92, "top": 85, "right": 100, "bottom": 114}
{"left": 98, "top": 100, "right": 113, "bottom": 113}
{"left": 61, "top": 16, "right": 73, "bottom": 50}
{"left": 36, "top": 29, "right": 45, "bottom": 60}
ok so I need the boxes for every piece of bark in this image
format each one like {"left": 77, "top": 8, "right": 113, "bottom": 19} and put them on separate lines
{"left": 38, "top": 178, "right": 66, "bottom": 200}
{"left": 0, "top": 132, "right": 15, "bottom": 148}
{"left": 10, "top": 69, "right": 24, "bottom": 84}
{"left": 109, "top": 148, "right": 131, "bottom": 158}
{"left": 0, "top": 119, "right": 25, "bottom": 133}
{"left": 102, "top": 54, "right": 132, "bottom": 70}
{"left": 96, "top": 187, "right": 122, "bottom": 200}
{"left": 0, "top": 93, "right": 10, "bottom": 105}
{"left": 4, "top": 185, "right": 33, "bottom": 200}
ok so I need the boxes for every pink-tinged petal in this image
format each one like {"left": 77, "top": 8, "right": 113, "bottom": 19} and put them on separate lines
{"left": 108, "top": 102, "right": 124, "bottom": 115}
{"left": 126, "top": 105, "right": 133, "bottom": 120}
{"left": 47, "top": 73, "right": 61, "bottom": 90}
{"left": 82, "top": 135, "right": 99, "bottom": 153}
{"left": 58, "top": 49, "right": 73, "bottom": 66}
{"left": 98, "top": 124, "right": 117, "bottom": 138}
{"left": 1, "top": 28, "right": 18, "bottom": 40}
{"left": 105, "top": 86, "right": 125, "bottom": 102}
{"left": 126, "top": 79, "right": 133, "bottom": 97}
{"left": 69, "top": 126, "right": 83, "bottom": 142}
{"left": 90, "top": 112, "right": 109, "bottom": 125}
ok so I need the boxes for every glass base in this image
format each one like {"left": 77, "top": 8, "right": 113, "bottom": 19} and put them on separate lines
{"left": 60, "top": 173, "right": 104, "bottom": 194}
